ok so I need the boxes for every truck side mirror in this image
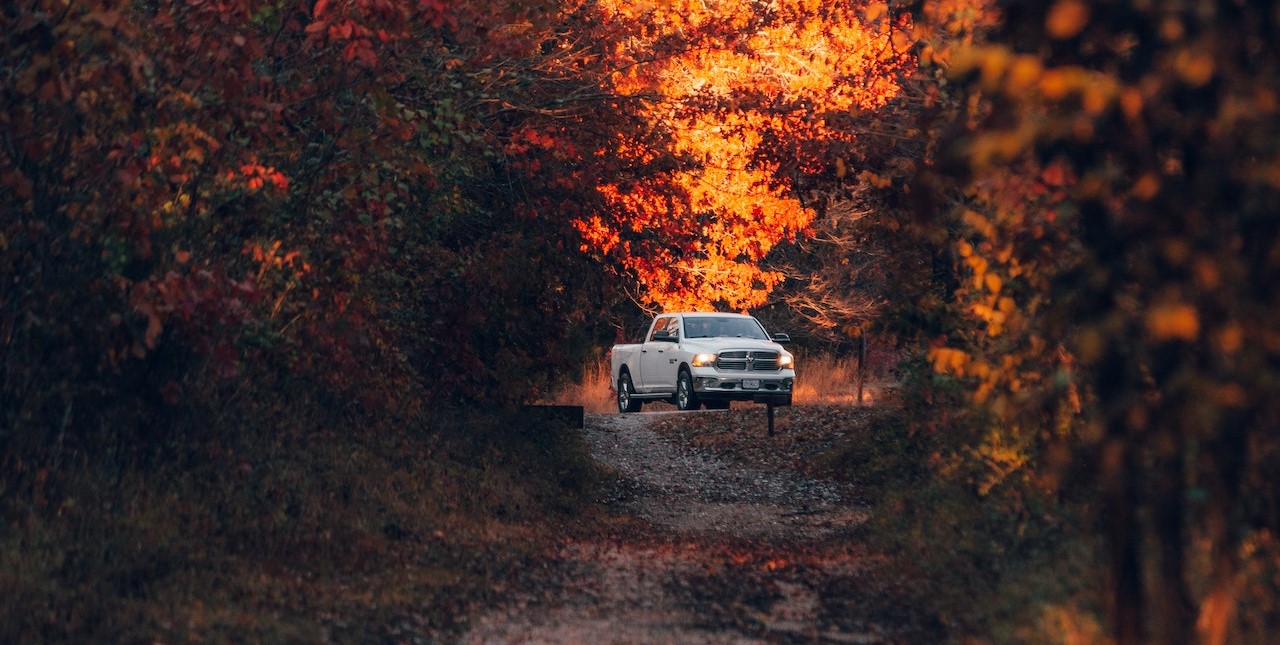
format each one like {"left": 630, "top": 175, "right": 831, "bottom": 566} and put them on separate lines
{"left": 772, "top": 333, "right": 791, "bottom": 343}
{"left": 653, "top": 330, "right": 677, "bottom": 342}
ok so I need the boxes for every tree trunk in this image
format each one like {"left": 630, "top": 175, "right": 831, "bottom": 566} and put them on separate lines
{"left": 1197, "top": 423, "right": 1247, "bottom": 645}
{"left": 1152, "top": 434, "right": 1194, "bottom": 644}
{"left": 1104, "top": 437, "right": 1145, "bottom": 645}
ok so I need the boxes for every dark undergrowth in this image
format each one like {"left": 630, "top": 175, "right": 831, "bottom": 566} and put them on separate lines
{"left": 816, "top": 372, "right": 1280, "bottom": 645}
{"left": 814, "top": 405, "right": 1108, "bottom": 643}
{"left": 0, "top": 373, "right": 600, "bottom": 643}
{"left": 838, "top": 415, "right": 1280, "bottom": 645}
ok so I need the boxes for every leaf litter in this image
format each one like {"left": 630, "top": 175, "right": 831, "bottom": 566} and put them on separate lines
{"left": 458, "top": 406, "right": 944, "bottom": 644}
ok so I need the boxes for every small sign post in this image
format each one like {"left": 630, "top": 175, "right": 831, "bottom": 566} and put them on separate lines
{"left": 753, "top": 393, "right": 792, "bottom": 436}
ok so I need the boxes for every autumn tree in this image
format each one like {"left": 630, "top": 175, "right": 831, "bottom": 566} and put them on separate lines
{"left": 918, "top": 0, "right": 1280, "bottom": 642}
{"left": 0, "top": 0, "right": 635, "bottom": 495}
{"left": 570, "top": 0, "right": 915, "bottom": 313}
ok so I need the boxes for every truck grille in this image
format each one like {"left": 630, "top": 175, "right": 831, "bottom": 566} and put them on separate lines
{"left": 715, "top": 351, "right": 782, "bottom": 371}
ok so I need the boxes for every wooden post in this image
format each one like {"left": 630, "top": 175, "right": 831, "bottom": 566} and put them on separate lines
{"left": 753, "top": 393, "right": 791, "bottom": 436}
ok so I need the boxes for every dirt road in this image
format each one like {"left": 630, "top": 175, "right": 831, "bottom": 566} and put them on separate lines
{"left": 460, "top": 409, "right": 938, "bottom": 644}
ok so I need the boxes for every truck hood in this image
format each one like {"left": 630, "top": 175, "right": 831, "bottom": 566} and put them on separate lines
{"left": 681, "top": 338, "right": 789, "bottom": 354}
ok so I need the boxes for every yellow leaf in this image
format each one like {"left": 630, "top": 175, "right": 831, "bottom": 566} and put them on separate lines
{"left": 1082, "top": 84, "right": 1113, "bottom": 115}
{"left": 996, "top": 244, "right": 1014, "bottom": 263}
{"left": 1121, "top": 87, "right": 1144, "bottom": 121}
{"left": 928, "top": 347, "right": 970, "bottom": 374}
{"left": 864, "top": 1, "right": 888, "bottom": 22}
{"left": 974, "top": 382, "right": 994, "bottom": 404}
{"left": 984, "top": 273, "right": 1003, "bottom": 295}
{"left": 1046, "top": 0, "right": 1089, "bottom": 40}
{"left": 1217, "top": 323, "right": 1243, "bottom": 353}
{"left": 1160, "top": 17, "right": 1185, "bottom": 42}
{"left": 967, "top": 255, "right": 989, "bottom": 287}
{"left": 971, "top": 361, "right": 991, "bottom": 379}
{"left": 1193, "top": 258, "right": 1221, "bottom": 289}
{"left": 1132, "top": 173, "right": 1160, "bottom": 200}
{"left": 1039, "top": 68, "right": 1073, "bottom": 100}
{"left": 962, "top": 209, "right": 996, "bottom": 239}
{"left": 1006, "top": 56, "right": 1042, "bottom": 94}
{"left": 1175, "top": 49, "right": 1215, "bottom": 87}
{"left": 979, "top": 47, "right": 1011, "bottom": 91}
{"left": 949, "top": 46, "right": 989, "bottom": 77}
{"left": 891, "top": 30, "right": 914, "bottom": 53}
{"left": 1146, "top": 303, "right": 1200, "bottom": 341}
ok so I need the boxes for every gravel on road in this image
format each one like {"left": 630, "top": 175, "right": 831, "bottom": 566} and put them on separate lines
{"left": 459, "top": 408, "right": 928, "bottom": 645}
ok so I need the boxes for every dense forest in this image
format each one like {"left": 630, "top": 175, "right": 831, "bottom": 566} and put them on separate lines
{"left": 3, "top": 0, "right": 1278, "bottom": 642}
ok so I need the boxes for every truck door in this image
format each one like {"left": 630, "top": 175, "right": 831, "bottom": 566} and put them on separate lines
{"left": 639, "top": 315, "right": 679, "bottom": 393}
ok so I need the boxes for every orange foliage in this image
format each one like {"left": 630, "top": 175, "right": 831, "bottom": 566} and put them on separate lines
{"left": 921, "top": 0, "right": 1280, "bottom": 640}
{"left": 580, "top": 0, "right": 914, "bottom": 311}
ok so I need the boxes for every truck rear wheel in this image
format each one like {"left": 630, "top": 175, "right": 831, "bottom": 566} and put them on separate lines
{"left": 675, "top": 369, "right": 699, "bottom": 411}
{"left": 617, "top": 371, "right": 643, "bottom": 413}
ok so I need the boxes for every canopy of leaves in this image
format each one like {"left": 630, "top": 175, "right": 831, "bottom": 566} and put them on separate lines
{"left": 575, "top": 0, "right": 914, "bottom": 312}
{"left": 0, "top": 0, "right": 633, "bottom": 467}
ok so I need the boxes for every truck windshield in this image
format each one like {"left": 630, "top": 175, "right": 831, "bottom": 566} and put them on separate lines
{"left": 683, "top": 316, "right": 769, "bottom": 340}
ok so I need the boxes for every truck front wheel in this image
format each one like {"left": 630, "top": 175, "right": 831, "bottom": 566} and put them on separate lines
{"left": 617, "top": 372, "right": 643, "bottom": 413}
{"left": 675, "top": 369, "right": 700, "bottom": 411}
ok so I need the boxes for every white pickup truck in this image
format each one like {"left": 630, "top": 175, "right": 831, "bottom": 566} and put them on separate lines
{"left": 610, "top": 312, "right": 795, "bottom": 412}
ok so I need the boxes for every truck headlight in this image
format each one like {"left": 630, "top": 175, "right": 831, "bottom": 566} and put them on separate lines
{"left": 692, "top": 353, "right": 717, "bottom": 367}
{"left": 779, "top": 353, "right": 794, "bottom": 369}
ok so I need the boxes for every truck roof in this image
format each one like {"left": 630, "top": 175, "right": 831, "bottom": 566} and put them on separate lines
{"left": 661, "top": 312, "right": 754, "bottom": 317}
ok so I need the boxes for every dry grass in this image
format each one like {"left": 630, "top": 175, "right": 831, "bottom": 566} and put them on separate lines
{"left": 543, "top": 352, "right": 896, "bottom": 413}
{"left": 544, "top": 356, "right": 617, "bottom": 414}
{"left": 789, "top": 351, "right": 889, "bottom": 406}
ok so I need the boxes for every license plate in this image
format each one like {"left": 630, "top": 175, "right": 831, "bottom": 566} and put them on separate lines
{"left": 742, "top": 379, "right": 761, "bottom": 390}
